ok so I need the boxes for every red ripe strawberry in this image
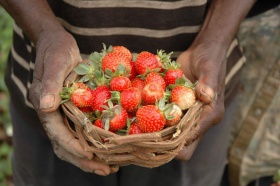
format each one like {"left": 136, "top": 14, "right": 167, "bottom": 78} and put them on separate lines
{"left": 165, "top": 104, "right": 183, "bottom": 127}
{"left": 135, "top": 51, "right": 160, "bottom": 75}
{"left": 131, "top": 78, "right": 145, "bottom": 92}
{"left": 170, "top": 86, "right": 196, "bottom": 110}
{"left": 110, "top": 76, "right": 131, "bottom": 92}
{"left": 113, "top": 46, "right": 132, "bottom": 61}
{"left": 102, "top": 105, "right": 128, "bottom": 131}
{"left": 136, "top": 105, "right": 166, "bottom": 133}
{"left": 127, "top": 112, "right": 136, "bottom": 119}
{"left": 164, "top": 69, "right": 183, "bottom": 86}
{"left": 129, "top": 61, "right": 137, "bottom": 80}
{"left": 78, "top": 107, "right": 93, "bottom": 113}
{"left": 70, "top": 83, "right": 94, "bottom": 108}
{"left": 142, "top": 83, "right": 164, "bottom": 105}
{"left": 102, "top": 51, "right": 132, "bottom": 73}
{"left": 120, "top": 87, "right": 142, "bottom": 113}
{"left": 93, "top": 119, "right": 104, "bottom": 129}
{"left": 91, "top": 86, "right": 111, "bottom": 112}
{"left": 129, "top": 122, "right": 142, "bottom": 134}
{"left": 145, "top": 72, "right": 166, "bottom": 90}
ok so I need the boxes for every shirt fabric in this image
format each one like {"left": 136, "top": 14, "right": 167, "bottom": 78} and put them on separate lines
{"left": 5, "top": 0, "right": 245, "bottom": 185}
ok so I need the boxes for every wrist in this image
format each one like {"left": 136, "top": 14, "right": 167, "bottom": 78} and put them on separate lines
{"left": 191, "top": 0, "right": 256, "bottom": 50}
{"left": 0, "top": 0, "right": 64, "bottom": 44}
{"left": 34, "top": 19, "right": 65, "bottom": 45}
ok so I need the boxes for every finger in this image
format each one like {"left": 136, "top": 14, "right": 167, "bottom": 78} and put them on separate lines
{"left": 195, "top": 76, "right": 216, "bottom": 104}
{"left": 53, "top": 145, "right": 111, "bottom": 176}
{"left": 39, "top": 51, "right": 82, "bottom": 112}
{"left": 109, "top": 165, "right": 120, "bottom": 173}
{"left": 195, "top": 57, "right": 226, "bottom": 104}
{"left": 42, "top": 110, "right": 93, "bottom": 160}
{"left": 176, "top": 138, "right": 201, "bottom": 161}
{"left": 190, "top": 100, "right": 225, "bottom": 144}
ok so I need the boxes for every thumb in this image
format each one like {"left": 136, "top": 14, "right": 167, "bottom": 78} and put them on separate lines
{"left": 39, "top": 54, "right": 82, "bottom": 113}
{"left": 195, "top": 76, "right": 216, "bottom": 104}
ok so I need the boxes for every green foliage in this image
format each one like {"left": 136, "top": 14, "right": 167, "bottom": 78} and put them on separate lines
{"left": 0, "top": 7, "right": 13, "bottom": 91}
{"left": 0, "top": 6, "right": 13, "bottom": 185}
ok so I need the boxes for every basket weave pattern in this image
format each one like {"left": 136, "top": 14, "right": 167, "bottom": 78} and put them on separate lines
{"left": 61, "top": 66, "right": 203, "bottom": 168}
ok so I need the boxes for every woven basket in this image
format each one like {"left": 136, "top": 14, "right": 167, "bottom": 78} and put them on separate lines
{"left": 61, "top": 69, "right": 203, "bottom": 168}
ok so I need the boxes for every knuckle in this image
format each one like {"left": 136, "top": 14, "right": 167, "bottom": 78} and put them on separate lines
{"left": 212, "top": 104, "right": 225, "bottom": 125}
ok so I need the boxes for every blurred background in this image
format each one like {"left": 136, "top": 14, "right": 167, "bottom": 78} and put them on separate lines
{"left": 0, "top": 6, "right": 13, "bottom": 186}
{"left": 0, "top": 4, "right": 279, "bottom": 186}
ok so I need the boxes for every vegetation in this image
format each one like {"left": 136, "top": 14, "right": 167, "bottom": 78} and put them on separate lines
{"left": 0, "top": 6, "right": 13, "bottom": 186}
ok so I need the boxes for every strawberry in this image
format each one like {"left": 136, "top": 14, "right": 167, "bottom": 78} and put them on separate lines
{"left": 135, "top": 51, "right": 160, "bottom": 75}
{"left": 78, "top": 107, "right": 93, "bottom": 113}
{"left": 164, "top": 69, "right": 183, "bottom": 86}
{"left": 102, "top": 51, "right": 132, "bottom": 73}
{"left": 129, "top": 61, "right": 137, "bottom": 80}
{"left": 170, "top": 85, "right": 196, "bottom": 110}
{"left": 120, "top": 87, "right": 142, "bottom": 113}
{"left": 91, "top": 85, "right": 111, "bottom": 112}
{"left": 110, "top": 76, "right": 131, "bottom": 92}
{"left": 131, "top": 78, "right": 145, "bottom": 92}
{"left": 113, "top": 46, "right": 132, "bottom": 61}
{"left": 141, "top": 83, "right": 164, "bottom": 105}
{"left": 136, "top": 105, "right": 166, "bottom": 133}
{"left": 156, "top": 50, "right": 173, "bottom": 71}
{"left": 145, "top": 72, "right": 166, "bottom": 90}
{"left": 93, "top": 119, "right": 104, "bottom": 129}
{"left": 165, "top": 104, "right": 183, "bottom": 127}
{"left": 102, "top": 104, "right": 128, "bottom": 131}
{"left": 69, "top": 83, "right": 94, "bottom": 108}
{"left": 129, "top": 122, "right": 143, "bottom": 134}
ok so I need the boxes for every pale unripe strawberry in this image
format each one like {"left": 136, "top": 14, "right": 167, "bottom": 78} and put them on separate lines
{"left": 170, "top": 86, "right": 196, "bottom": 110}
{"left": 165, "top": 104, "right": 183, "bottom": 127}
{"left": 142, "top": 83, "right": 164, "bottom": 105}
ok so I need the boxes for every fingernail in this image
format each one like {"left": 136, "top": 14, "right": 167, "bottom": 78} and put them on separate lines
{"left": 94, "top": 169, "right": 107, "bottom": 176}
{"left": 40, "top": 94, "right": 55, "bottom": 110}
{"left": 201, "top": 85, "right": 214, "bottom": 100}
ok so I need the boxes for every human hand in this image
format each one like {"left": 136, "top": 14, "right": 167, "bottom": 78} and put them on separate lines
{"left": 175, "top": 40, "right": 227, "bottom": 161}
{"left": 29, "top": 29, "right": 118, "bottom": 175}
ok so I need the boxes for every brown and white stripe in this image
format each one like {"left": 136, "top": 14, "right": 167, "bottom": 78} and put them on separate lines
{"left": 5, "top": 0, "right": 244, "bottom": 109}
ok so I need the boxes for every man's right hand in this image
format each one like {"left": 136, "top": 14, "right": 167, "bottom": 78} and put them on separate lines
{"left": 0, "top": 0, "right": 118, "bottom": 176}
{"left": 29, "top": 28, "right": 118, "bottom": 176}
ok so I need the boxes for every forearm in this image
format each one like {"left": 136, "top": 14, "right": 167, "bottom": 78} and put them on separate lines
{"left": 0, "top": 0, "right": 63, "bottom": 44}
{"left": 195, "top": 0, "right": 256, "bottom": 48}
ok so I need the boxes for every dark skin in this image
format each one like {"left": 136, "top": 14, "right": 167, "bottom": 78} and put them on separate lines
{"left": 0, "top": 0, "right": 256, "bottom": 175}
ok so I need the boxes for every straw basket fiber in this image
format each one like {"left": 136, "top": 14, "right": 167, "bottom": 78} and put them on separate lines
{"left": 61, "top": 68, "right": 203, "bottom": 168}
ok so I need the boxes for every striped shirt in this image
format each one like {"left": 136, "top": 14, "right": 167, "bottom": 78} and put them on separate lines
{"left": 5, "top": 0, "right": 245, "bottom": 111}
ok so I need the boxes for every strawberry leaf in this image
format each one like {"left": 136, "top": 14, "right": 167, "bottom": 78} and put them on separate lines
{"left": 104, "top": 119, "right": 110, "bottom": 131}
{"left": 74, "top": 63, "right": 90, "bottom": 75}
{"left": 88, "top": 51, "right": 102, "bottom": 64}
{"left": 79, "top": 75, "right": 90, "bottom": 83}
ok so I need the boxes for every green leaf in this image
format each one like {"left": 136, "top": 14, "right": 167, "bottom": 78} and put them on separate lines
{"left": 0, "top": 142, "right": 11, "bottom": 156}
{"left": 104, "top": 119, "right": 110, "bottom": 131}
{"left": 273, "top": 169, "right": 280, "bottom": 182}
{"left": 78, "top": 75, "right": 90, "bottom": 83}
{"left": 74, "top": 63, "right": 90, "bottom": 75}
{"left": 88, "top": 52, "right": 102, "bottom": 64}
